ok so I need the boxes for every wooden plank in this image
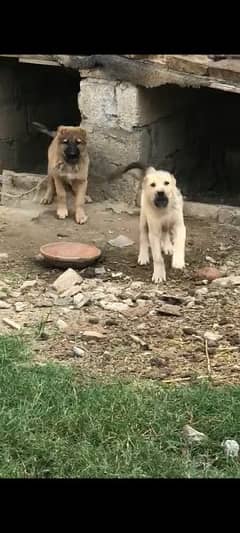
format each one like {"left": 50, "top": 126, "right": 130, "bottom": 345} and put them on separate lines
{"left": 208, "top": 59, "right": 240, "bottom": 85}
{"left": 164, "top": 55, "right": 209, "bottom": 76}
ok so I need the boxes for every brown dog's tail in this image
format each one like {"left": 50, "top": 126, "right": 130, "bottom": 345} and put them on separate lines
{"left": 32, "top": 122, "right": 56, "bottom": 138}
{"left": 109, "top": 161, "right": 147, "bottom": 180}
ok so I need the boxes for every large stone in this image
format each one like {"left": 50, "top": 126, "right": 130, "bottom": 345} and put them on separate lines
{"left": 79, "top": 78, "right": 117, "bottom": 128}
{"left": 53, "top": 269, "right": 83, "bottom": 295}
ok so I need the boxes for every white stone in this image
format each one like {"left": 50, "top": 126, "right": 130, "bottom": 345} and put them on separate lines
{"left": 212, "top": 275, "right": 240, "bottom": 288}
{"left": 53, "top": 269, "right": 83, "bottom": 295}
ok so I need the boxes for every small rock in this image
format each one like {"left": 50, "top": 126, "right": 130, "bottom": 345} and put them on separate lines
{"left": 130, "top": 282, "right": 144, "bottom": 290}
{"left": 195, "top": 287, "right": 208, "bottom": 297}
{"left": 182, "top": 424, "right": 207, "bottom": 444}
{"left": 111, "top": 272, "right": 123, "bottom": 279}
{"left": 53, "top": 268, "right": 82, "bottom": 294}
{"left": 156, "top": 303, "right": 181, "bottom": 317}
{"left": 159, "top": 294, "right": 185, "bottom": 305}
{"left": 99, "top": 301, "right": 129, "bottom": 313}
{"left": 212, "top": 275, "right": 240, "bottom": 288}
{"left": 183, "top": 326, "right": 197, "bottom": 335}
{"left": 95, "top": 266, "right": 106, "bottom": 275}
{"left": 205, "top": 255, "right": 216, "bottom": 264}
{"left": 88, "top": 317, "right": 99, "bottom": 324}
{"left": 0, "top": 300, "right": 11, "bottom": 309}
{"left": 225, "top": 260, "right": 235, "bottom": 267}
{"left": 0, "top": 291, "right": 7, "bottom": 300}
{"left": 105, "top": 319, "right": 118, "bottom": 326}
{"left": 3, "top": 318, "right": 21, "bottom": 330}
{"left": 60, "top": 284, "right": 83, "bottom": 298}
{"left": 129, "top": 334, "right": 148, "bottom": 348}
{"left": 14, "top": 302, "right": 26, "bottom": 313}
{"left": 108, "top": 235, "right": 134, "bottom": 248}
{"left": 82, "top": 330, "right": 105, "bottom": 340}
{"left": 20, "top": 280, "right": 37, "bottom": 291}
{"left": 221, "top": 439, "right": 239, "bottom": 459}
{"left": 73, "top": 346, "right": 85, "bottom": 357}
{"left": 150, "top": 357, "right": 166, "bottom": 368}
{"left": 56, "top": 319, "right": 68, "bottom": 332}
{"left": 204, "top": 331, "right": 222, "bottom": 346}
{"left": 194, "top": 267, "right": 221, "bottom": 282}
{"left": 0, "top": 253, "right": 8, "bottom": 260}
{"left": 73, "top": 293, "right": 89, "bottom": 309}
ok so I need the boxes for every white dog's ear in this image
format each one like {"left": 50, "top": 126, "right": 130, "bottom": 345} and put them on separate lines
{"left": 146, "top": 166, "right": 156, "bottom": 176}
{"left": 171, "top": 174, "right": 177, "bottom": 186}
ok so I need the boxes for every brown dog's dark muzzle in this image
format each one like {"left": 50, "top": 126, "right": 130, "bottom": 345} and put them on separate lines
{"left": 64, "top": 142, "right": 80, "bottom": 163}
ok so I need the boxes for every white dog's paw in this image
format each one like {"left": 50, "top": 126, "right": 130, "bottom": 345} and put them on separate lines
{"left": 152, "top": 269, "right": 166, "bottom": 284}
{"left": 57, "top": 207, "right": 68, "bottom": 219}
{"left": 162, "top": 243, "right": 173, "bottom": 256}
{"left": 138, "top": 253, "right": 150, "bottom": 265}
{"left": 172, "top": 256, "right": 185, "bottom": 269}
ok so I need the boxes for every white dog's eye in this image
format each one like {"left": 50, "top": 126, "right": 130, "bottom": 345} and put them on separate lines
{"left": 150, "top": 183, "right": 156, "bottom": 187}
{"left": 164, "top": 181, "right": 170, "bottom": 185}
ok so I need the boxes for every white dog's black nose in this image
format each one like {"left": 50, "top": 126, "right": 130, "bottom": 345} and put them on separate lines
{"left": 154, "top": 191, "right": 168, "bottom": 208}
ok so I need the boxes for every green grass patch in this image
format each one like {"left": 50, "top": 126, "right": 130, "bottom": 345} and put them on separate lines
{"left": 0, "top": 335, "right": 240, "bottom": 478}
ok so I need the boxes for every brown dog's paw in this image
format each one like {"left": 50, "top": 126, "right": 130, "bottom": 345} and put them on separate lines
{"left": 85, "top": 194, "right": 93, "bottom": 204}
{"left": 75, "top": 211, "right": 88, "bottom": 224}
{"left": 41, "top": 195, "right": 53, "bottom": 205}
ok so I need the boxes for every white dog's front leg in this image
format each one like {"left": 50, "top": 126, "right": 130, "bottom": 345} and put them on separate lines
{"left": 138, "top": 214, "right": 150, "bottom": 265}
{"left": 172, "top": 221, "right": 186, "bottom": 269}
{"left": 161, "top": 230, "right": 173, "bottom": 255}
{"left": 148, "top": 231, "right": 166, "bottom": 283}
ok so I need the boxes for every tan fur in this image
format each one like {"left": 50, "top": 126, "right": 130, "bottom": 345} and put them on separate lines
{"left": 138, "top": 167, "right": 186, "bottom": 283}
{"left": 41, "top": 126, "right": 90, "bottom": 224}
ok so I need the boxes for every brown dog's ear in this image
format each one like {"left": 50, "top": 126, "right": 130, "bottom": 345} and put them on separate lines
{"left": 57, "top": 126, "right": 65, "bottom": 134}
{"left": 78, "top": 128, "right": 87, "bottom": 143}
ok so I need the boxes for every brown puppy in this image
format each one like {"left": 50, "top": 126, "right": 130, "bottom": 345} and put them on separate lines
{"left": 41, "top": 125, "right": 89, "bottom": 224}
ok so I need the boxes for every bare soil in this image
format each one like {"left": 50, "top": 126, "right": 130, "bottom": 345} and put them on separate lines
{"left": 1, "top": 201, "right": 240, "bottom": 385}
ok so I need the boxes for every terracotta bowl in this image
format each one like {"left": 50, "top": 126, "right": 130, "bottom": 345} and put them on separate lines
{"left": 39, "top": 242, "right": 102, "bottom": 269}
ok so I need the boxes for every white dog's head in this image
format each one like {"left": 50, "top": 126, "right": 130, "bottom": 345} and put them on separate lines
{"left": 143, "top": 167, "right": 177, "bottom": 208}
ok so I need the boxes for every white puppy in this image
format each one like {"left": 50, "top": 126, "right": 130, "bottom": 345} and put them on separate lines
{"left": 138, "top": 167, "right": 186, "bottom": 283}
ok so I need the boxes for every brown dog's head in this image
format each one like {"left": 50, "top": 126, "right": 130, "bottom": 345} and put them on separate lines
{"left": 56, "top": 126, "right": 87, "bottom": 164}
{"left": 143, "top": 167, "right": 177, "bottom": 208}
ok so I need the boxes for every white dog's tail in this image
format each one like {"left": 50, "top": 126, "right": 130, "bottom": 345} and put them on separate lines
{"left": 109, "top": 161, "right": 147, "bottom": 180}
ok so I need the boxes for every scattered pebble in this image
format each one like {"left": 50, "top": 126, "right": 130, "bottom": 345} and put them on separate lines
{"left": 73, "top": 293, "right": 90, "bottom": 309}
{"left": 95, "top": 266, "right": 106, "bottom": 275}
{"left": 0, "top": 300, "right": 11, "bottom": 309}
{"left": 205, "top": 255, "right": 216, "bottom": 264}
{"left": 204, "top": 331, "right": 223, "bottom": 346}
{"left": 14, "top": 302, "right": 26, "bottom": 313}
{"left": 82, "top": 330, "right": 105, "bottom": 340}
{"left": 221, "top": 439, "right": 239, "bottom": 459}
{"left": 20, "top": 280, "right": 37, "bottom": 291}
{"left": 182, "top": 424, "right": 208, "bottom": 444}
{"left": 56, "top": 319, "right": 68, "bottom": 332}
{"left": 0, "top": 253, "right": 8, "bottom": 260}
{"left": 156, "top": 303, "right": 182, "bottom": 317}
{"left": 108, "top": 235, "right": 134, "bottom": 248}
{"left": 3, "top": 318, "right": 21, "bottom": 330}
{"left": 73, "top": 346, "right": 85, "bottom": 357}
{"left": 212, "top": 275, "right": 240, "bottom": 288}
{"left": 99, "top": 301, "right": 129, "bottom": 313}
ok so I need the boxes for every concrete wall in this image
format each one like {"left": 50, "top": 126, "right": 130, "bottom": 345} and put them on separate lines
{"left": 0, "top": 58, "right": 80, "bottom": 173}
{"left": 79, "top": 70, "right": 240, "bottom": 206}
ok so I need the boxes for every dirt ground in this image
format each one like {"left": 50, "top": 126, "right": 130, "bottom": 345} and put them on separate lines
{"left": 1, "top": 200, "right": 240, "bottom": 385}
